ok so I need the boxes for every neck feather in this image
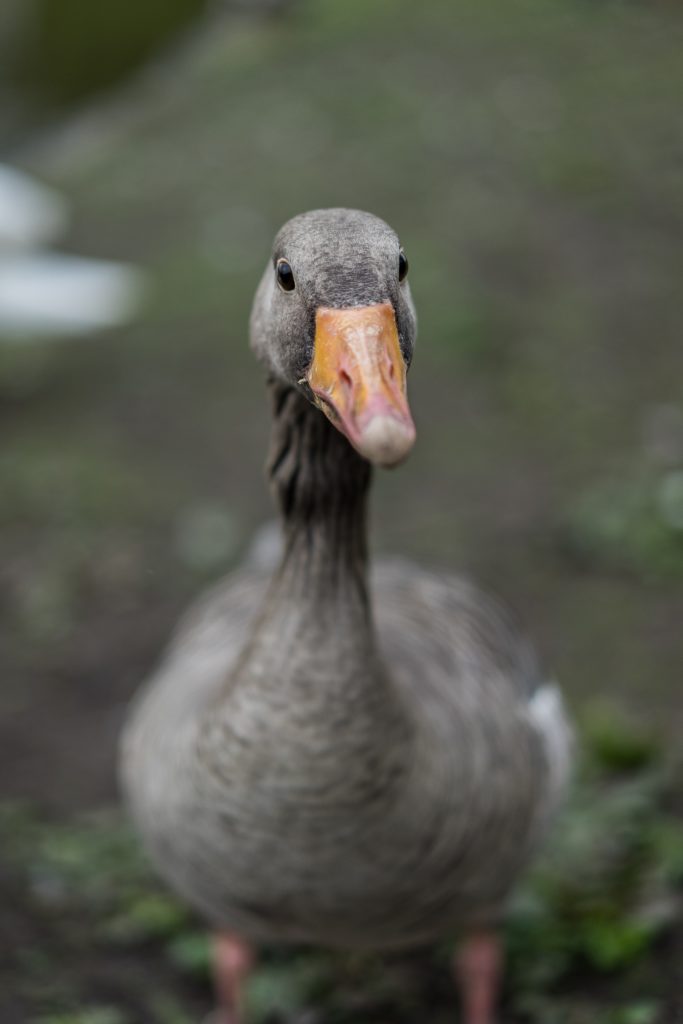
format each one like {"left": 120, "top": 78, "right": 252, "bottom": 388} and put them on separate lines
{"left": 226, "top": 380, "right": 378, "bottom": 698}
{"left": 266, "top": 380, "right": 372, "bottom": 609}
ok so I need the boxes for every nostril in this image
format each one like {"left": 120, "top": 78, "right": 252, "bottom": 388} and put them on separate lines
{"left": 340, "top": 368, "right": 353, "bottom": 393}
{"left": 388, "top": 361, "right": 395, "bottom": 381}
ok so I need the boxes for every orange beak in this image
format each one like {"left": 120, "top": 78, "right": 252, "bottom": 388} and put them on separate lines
{"left": 307, "top": 303, "right": 416, "bottom": 467}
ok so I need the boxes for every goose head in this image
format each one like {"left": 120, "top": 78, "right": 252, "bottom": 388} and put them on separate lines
{"left": 250, "top": 208, "right": 417, "bottom": 467}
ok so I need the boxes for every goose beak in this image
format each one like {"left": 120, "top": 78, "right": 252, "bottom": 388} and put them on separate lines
{"left": 307, "top": 303, "right": 416, "bottom": 467}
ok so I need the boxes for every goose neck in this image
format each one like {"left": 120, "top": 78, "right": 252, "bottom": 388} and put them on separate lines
{"left": 267, "top": 381, "right": 372, "bottom": 613}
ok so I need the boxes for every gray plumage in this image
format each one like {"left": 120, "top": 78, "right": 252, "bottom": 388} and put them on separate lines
{"left": 120, "top": 209, "right": 572, "bottom": 952}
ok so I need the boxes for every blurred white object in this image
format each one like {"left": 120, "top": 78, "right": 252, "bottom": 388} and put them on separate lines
{"left": 0, "top": 164, "right": 68, "bottom": 248}
{"left": 0, "top": 253, "right": 144, "bottom": 337}
{"left": 0, "top": 163, "right": 145, "bottom": 339}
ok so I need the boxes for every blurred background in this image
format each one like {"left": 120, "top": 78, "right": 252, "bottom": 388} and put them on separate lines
{"left": 1, "top": 1, "right": 682, "bottom": 1022}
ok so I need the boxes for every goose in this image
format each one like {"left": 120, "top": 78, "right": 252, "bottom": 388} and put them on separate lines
{"left": 120, "top": 208, "right": 572, "bottom": 1024}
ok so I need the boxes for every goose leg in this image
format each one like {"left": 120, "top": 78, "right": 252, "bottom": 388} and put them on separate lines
{"left": 453, "top": 930, "right": 502, "bottom": 1024}
{"left": 209, "top": 931, "right": 255, "bottom": 1024}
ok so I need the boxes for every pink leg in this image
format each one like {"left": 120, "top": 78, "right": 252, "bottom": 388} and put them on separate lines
{"left": 453, "top": 930, "right": 503, "bottom": 1024}
{"left": 210, "top": 931, "right": 256, "bottom": 1024}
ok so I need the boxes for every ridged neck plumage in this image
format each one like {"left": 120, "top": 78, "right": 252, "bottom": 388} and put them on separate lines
{"left": 268, "top": 380, "right": 371, "bottom": 611}
{"left": 227, "top": 380, "right": 401, "bottom": 730}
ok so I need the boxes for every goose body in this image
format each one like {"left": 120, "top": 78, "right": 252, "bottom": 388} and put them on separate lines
{"left": 121, "top": 209, "right": 571, "bottom": 1016}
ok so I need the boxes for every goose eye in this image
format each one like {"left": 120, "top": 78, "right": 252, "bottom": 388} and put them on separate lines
{"left": 398, "top": 248, "right": 409, "bottom": 282}
{"left": 276, "top": 258, "right": 295, "bottom": 292}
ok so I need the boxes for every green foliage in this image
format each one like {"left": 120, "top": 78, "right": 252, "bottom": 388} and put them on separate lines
{"left": 505, "top": 722, "right": 681, "bottom": 1020}
{"left": 610, "top": 1004, "right": 660, "bottom": 1024}
{"left": 246, "top": 957, "right": 334, "bottom": 1020}
{"left": 34, "top": 1010, "right": 130, "bottom": 1024}
{"left": 14, "top": 0, "right": 209, "bottom": 105}
{"left": 582, "top": 701, "right": 660, "bottom": 773}
{"left": 105, "top": 892, "right": 190, "bottom": 945}
{"left": 512, "top": 995, "right": 662, "bottom": 1024}
{"left": 563, "top": 467, "right": 683, "bottom": 581}
{"left": 165, "top": 931, "right": 211, "bottom": 978}
{"left": 0, "top": 803, "right": 192, "bottom": 948}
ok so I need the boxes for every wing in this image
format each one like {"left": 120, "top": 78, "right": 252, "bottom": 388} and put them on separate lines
{"left": 372, "top": 558, "right": 573, "bottom": 831}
